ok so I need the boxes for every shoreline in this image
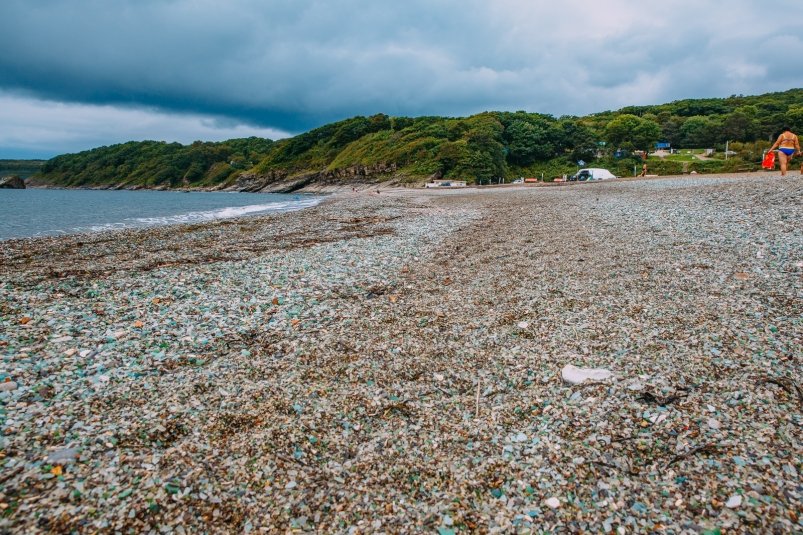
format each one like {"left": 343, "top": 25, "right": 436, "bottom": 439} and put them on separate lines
{"left": 4, "top": 171, "right": 796, "bottom": 244}
{"left": 1, "top": 174, "right": 801, "bottom": 532}
{"left": 21, "top": 168, "right": 792, "bottom": 195}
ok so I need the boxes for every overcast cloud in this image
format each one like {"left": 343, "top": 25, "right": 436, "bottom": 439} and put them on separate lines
{"left": 1, "top": 0, "right": 801, "bottom": 158}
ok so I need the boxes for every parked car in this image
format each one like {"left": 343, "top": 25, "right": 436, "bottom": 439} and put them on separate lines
{"left": 512, "top": 177, "right": 524, "bottom": 184}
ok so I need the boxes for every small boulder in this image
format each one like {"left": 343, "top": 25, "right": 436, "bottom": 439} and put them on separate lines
{"left": 0, "top": 381, "right": 18, "bottom": 392}
{"left": 0, "top": 175, "right": 25, "bottom": 189}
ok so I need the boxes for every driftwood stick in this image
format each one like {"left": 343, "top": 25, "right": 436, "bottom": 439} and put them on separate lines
{"left": 638, "top": 390, "right": 689, "bottom": 406}
{"left": 758, "top": 377, "right": 803, "bottom": 405}
{"left": 475, "top": 380, "right": 481, "bottom": 419}
{"left": 663, "top": 442, "right": 719, "bottom": 470}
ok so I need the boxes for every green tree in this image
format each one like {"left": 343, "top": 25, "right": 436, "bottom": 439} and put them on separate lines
{"left": 435, "top": 141, "right": 469, "bottom": 176}
{"left": 632, "top": 120, "right": 662, "bottom": 152}
{"left": 462, "top": 115, "right": 506, "bottom": 182}
{"left": 559, "top": 119, "right": 598, "bottom": 161}
{"left": 785, "top": 106, "right": 803, "bottom": 134}
{"left": 680, "top": 116, "right": 719, "bottom": 147}
{"left": 605, "top": 114, "right": 661, "bottom": 151}
{"left": 661, "top": 116, "right": 685, "bottom": 148}
{"left": 721, "top": 107, "right": 758, "bottom": 142}
{"left": 463, "top": 149, "right": 499, "bottom": 184}
{"left": 504, "top": 119, "right": 555, "bottom": 165}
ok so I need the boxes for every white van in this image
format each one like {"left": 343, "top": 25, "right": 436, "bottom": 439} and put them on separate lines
{"left": 575, "top": 168, "right": 616, "bottom": 181}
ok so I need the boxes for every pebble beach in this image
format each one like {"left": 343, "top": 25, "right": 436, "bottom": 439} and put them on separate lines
{"left": 1, "top": 174, "right": 801, "bottom": 533}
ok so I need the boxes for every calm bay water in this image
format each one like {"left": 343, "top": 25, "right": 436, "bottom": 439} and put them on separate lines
{"left": 0, "top": 189, "right": 324, "bottom": 240}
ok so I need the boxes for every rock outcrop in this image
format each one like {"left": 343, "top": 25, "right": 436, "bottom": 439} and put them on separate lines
{"left": 0, "top": 175, "right": 25, "bottom": 189}
{"left": 236, "top": 169, "right": 291, "bottom": 192}
{"left": 236, "top": 163, "right": 400, "bottom": 192}
{"left": 319, "top": 162, "right": 397, "bottom": 181}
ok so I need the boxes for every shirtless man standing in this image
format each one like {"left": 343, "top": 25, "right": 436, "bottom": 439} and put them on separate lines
{"left": 767, "top": 126, "right": 801, "bottom": 176}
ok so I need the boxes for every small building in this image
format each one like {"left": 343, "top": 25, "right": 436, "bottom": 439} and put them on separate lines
{"left": 424, "top": 180, "right": 467, "bottom": 188}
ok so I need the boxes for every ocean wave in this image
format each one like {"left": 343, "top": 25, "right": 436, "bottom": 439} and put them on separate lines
{"left": 73, "top": 197, "right": 324, "bottom": 234}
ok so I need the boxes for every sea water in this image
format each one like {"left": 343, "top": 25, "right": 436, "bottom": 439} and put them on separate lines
{"left": 0, "top": 189, "right": 324, "bottom": 240}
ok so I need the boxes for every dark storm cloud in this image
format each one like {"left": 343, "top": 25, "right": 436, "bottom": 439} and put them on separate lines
{"left": 0, "top": 0, "right": 801, "bottom": 157}
{"left": 1, "top": 0, "right": 489, "bottom": 130}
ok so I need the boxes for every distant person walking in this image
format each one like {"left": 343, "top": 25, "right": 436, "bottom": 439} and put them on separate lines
{"left": 767, "top": 126, "right": 800, "bottom": 176}
{"left": 639, "top": 163, "right": 648, "bottom": 177}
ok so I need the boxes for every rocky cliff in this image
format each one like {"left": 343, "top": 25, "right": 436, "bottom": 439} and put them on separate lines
{"left": 0, "top": 175, "right": 26, "bottom": 189}
{"left": 236, "top": 163, "right": 401, "bottom": 192}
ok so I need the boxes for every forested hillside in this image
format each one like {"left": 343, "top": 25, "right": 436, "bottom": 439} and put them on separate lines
{"left": 37, "top": 138, "right": 274, "bottom": 188}
{"left": 35, "top": 89, "right": 803, "bottom": 189}
{"left": 0, "top": 160, "right": 45, "bottom": 179}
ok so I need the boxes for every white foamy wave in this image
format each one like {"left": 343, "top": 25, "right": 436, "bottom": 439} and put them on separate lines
{"left": 71, "top": 197, "right": 323, "bottom": 234}
{"left": 129, "top": 198, "right": 322, "bottom": 225}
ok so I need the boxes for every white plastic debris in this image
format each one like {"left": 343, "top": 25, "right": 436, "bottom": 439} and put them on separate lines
{"left": 544, "top": 497, "right": 561, "bottom": 509}
{"left": 561, "top": 364, "right": 613, "bottom": 385}
{"left": 46, "top": 448, "right": 80, "bottom": 464}
{"left": 648, "top": 413, "right": 668, "bottom": 425}
{"left": 707, "top": 418, "right": 721, "bottom": 430}
{"left": 726, "top": 495, "right": 742, "bottom": 508}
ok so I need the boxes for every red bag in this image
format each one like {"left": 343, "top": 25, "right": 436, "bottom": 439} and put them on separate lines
{"left": 762, "top": 151, "right": 776, "bottom": 170}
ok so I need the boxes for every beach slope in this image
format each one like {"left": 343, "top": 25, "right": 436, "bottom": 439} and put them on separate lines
{"left": 1, "top": 175, "right": 801, "bottom": 532}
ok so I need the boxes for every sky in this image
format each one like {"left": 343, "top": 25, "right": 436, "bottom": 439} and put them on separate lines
{"left": 1, "top": 0, "right": 802, "bottom": 159}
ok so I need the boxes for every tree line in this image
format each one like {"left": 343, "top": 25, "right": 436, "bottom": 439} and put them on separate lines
{"left": 39, "top": 138, "right": 274, "bottom": 188}
{"left": 36, "top": 88, "right": 803, "bottom": 187}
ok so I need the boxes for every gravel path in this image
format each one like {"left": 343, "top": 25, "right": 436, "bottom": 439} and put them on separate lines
{"left": 1, "top": 174, "right": 801, "bottom": 533}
